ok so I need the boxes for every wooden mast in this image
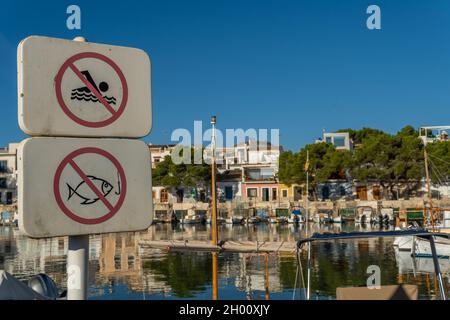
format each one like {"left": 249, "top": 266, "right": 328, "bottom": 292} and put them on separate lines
{"left": 210, "top": 115, "right": 219, "bottom": 300}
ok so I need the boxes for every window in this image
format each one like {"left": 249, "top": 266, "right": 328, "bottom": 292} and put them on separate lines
{"left": 272, "top": 188, "right": 277, "bottom": 200}
{"left": 325, "top": 137, "right": 332, "bottom": 144}
{"left": 125, "top": 234, "right": 133, "bottom": 247}
{"left": 176, "top": 189, "right": 184, "bottom": 203}
{"left": 160, "top": 189, "right": 168, "bottom": 203}
{"left": 237, "top": 149, "right": 245, "bottom": 163}
{"left": 224, "top": 186, "right": 233, "bottom": 200}
{"left": 334, "top": 136, "right": 346, "bottom": 148}
{"left": 322, "top": 185, "right": 330, "bottom": 199}
{"left": 0, "top": 161, "right": 7, "bottom": 173}
{"left": 245, "top": 168, "right": 274, "bottom": 181}
{"left": 128, "top": 255, "right": 135, "bottom": 269}
{"left": 262, "top": 188, "right": 270, "bottom": 201}
{"left": 58, "top": 239, "right": 64, "bottom": 250}
{"left": 0, "top": 178, "right": 6, "bottom": 188}
{"left": 293, "top": 186, "right": 302, "bottom": 201}
{"left": 373, "top": 185, "right": 381, "bottom": 200}
{"left": 357, "top": 186, "right": 368, "bottom": 200}
{"left": 115, "top": 237, "right": 122, "bottom": 249}
{"left": 114, "top": 255, "right": 121, "bottom": 270}
{"left": 339, "top": 186, "right": 346, "bottom": 196}
{"left": 282, "top": 189, "right": 288, "bottom": 198}
{"left": 247, "top": 188, "right": 257, "bottom": 198}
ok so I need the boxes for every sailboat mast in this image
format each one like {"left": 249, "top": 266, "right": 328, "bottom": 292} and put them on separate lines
{"left": 424, "top": 148, "right": 435, "bottom": 229}
{"left": 306, "top": 150, "right": 309, "bottom": 233}
{"left": 305, "top": 149, "right": 311, "bottom": 300}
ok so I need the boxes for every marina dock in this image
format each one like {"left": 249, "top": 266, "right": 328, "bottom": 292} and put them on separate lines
{"left": 139, "top": 239, "right": 298, "bottom": 254}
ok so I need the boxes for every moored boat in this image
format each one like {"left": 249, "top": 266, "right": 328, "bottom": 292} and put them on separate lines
{"left": 355, "top": 206, "right": 373, "bottom": 224}
{"left": 270, "top": 207, "right": 289, "bottom": 223}
{"left": 333, "top": 215, "right": 342, "bottom": 224}
{"left": 393, "top": 232, "right": 450, "bottom": 258}
{"left": 338, "top": 207, "right": 356, "bottom": 223}
{"left": 246, "top": 216, "right": 262, "bottom": 224}
{"left": 288, "top": 206, "right": 305, "bottom": 223}
{"left": 179, "top": 209, "right": 207, "bottom": 224}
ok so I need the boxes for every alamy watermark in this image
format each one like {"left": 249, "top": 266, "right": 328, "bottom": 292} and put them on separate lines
{"left": 66, "top": 5, "right": 81, "bottom": 30}
{"left": 366, "top": 265, "right": 381, "bottom": 289}
{"left": 170, "top": 121, "right": 280, "bottom": 165}
{"left": 65, "top": 5, "right": 381, "bottom": 34}
{"left": 366, "top": 5, "right": 381, "bottom": 30}
{"left": 67, "top": 264, "right": 81, "bottom": 290}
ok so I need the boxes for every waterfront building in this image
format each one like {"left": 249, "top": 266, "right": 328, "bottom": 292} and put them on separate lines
{"left": 99, "top": 233, "right": 141, "bottom": 277}
{"left": 152, "top": 186, "right": 174, "bottom": 204}
{"left": 216, "top": 169, "right": 242, "bottom": 202}
{"left": 151, "top": 140, "right": 282, "bottom": 205}
{"left": 241, "top": 162, "right": 279, "bottom": 202}
{"left": 419, "top": 125, "right": 450, "bottom": 145}
{"left": 317, "top": 180, "right": 353, "bottom": 201}
{"left": 148, "top": 144, "right": 176, "bottom": 168}
{"left": 278, "top": 183, "right": 302, "bottom": 202}
{"left": 237, "top": 141, "right": 281, "bottom": 203}
{"left": 316, "top": 131, "right": 353, "bottom": 151}
{"left": 0, "top": 143, "right": 19, "bottom": 205}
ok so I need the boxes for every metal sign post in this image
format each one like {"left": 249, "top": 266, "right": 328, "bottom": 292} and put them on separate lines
{"left": 67, "top": 37, "right": 89, "bottom": 301}
{"left": 67, "top": 234, "right": 89, "bottom": 300}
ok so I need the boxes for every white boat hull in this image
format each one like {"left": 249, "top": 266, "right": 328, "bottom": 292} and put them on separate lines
{"left": 394, "top": 235, "right": 450, "bottom": 258}
{"left": 333, "top": 216, "right": 342, "bottom": 224}
{"left": 288, "top": 214, "right": 304, "bottom": 223}
{"left": 225, "top": 217, "right": 244, "bottom": 224}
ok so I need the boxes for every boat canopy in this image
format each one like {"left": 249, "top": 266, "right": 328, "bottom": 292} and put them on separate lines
{"left": 296, "top": 229, "right": 449, "bottom": 300}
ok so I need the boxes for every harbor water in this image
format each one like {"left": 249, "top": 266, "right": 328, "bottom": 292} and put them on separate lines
{"left": 1, "top": 223, "right": 449, "bottom": 300}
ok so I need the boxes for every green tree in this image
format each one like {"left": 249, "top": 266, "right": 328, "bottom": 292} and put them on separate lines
{"left": 278, "top": 150, "right": 304, "bottom": 185}
{"left": 142, "top": 252, "right": 215, "bottom": 298}
{"left": 392, "top": 126, "right": 423, "bottom": 196}
{"left": 350, "top": 132, "right": 397, "bottom": 197}
{"left": 426, "top": 141, "right": 450, "bottom": 185}
{"left": 337, "top": 127, "right": 385, "bottom": 145}
{"left": 279, "top": 143, "right": 351, "bottom": 199}
{"left": 152, "top": 147, "right": 212, "bottom": 193}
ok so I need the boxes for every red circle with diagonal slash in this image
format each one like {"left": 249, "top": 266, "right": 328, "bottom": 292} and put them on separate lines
{"left": 53, "top": 147, "right": 127, "bottom": 225}
{"left": 55, "top": 52, "right": 128, "bottom": 128}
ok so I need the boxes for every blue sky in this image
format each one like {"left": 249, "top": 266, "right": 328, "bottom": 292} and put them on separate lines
{"left": 1, "top": 0, "right": 450, "bottom": 151}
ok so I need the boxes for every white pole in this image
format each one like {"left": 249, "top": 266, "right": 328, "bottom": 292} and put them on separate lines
{"left": 67, "top": 36, "right": 90, "bottom": 301}
{"left": 67, "top": 235, "right": 89, "bottom": 300}
{"left": 306, "top": 244, "right": 311, "bottom": 300}
{"left": 305, "top": 150, "right": 311, "bottom": 300}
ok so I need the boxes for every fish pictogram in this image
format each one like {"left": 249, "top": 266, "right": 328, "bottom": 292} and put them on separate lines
{"left": 67, "top": 174, "right": 121, "bottom": 205}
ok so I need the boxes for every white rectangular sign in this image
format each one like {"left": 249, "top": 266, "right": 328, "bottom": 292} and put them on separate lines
{"left": 18, "top": 36, "right": 152, "bottom": 138}
{"left": 18, "top": 137, "right": 153, "bottom": 238}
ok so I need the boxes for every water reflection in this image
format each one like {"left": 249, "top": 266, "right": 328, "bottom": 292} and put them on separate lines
{"left": 0, "top": 223, "right": 449, "bottom": 299}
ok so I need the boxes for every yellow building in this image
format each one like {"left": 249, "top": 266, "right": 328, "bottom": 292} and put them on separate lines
{"left": 278, "top": 183, "right": 303, "bottom": 201}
